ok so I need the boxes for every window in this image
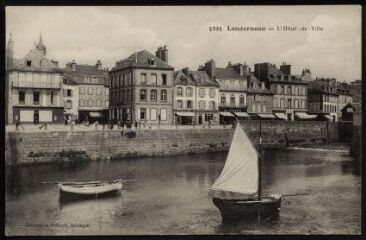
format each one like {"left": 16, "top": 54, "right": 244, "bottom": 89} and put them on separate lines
{"left": 160, "top": 108, "right": 167, "bottom": 121}
{"left": 199, "top": 88, "right": 205, "bottom": 98}
{"left": 186, "top": 87, "right": 193, "bottom": 97}
{"left": 80, "top": 86, "right": 85, "bottom": 95}
{"left": 177, "top": 100, "right": 183, "bottom": 108}
{"left": 96, "top": 99, "right": 101, "bottom": 107}
{"left": 33, "top": 91, "right": 40, "bottom": 105}
{"left": 160, "top": 90, "right": 167, "bottom": 101}
{"left": 239, "top": 96, "right": 245, "bottom": 106}
{"left": 97, "top": 88, "right": 102, "bottom": 95}
{"left": 295, "top": 99, "right": 299, "bottom": 108}
{"left": 150, "top": 108, "right": 157, "bottom": 121}
{"left": 281, "top": 86, "right": 285, "bottom": 94}
{"left": 140, "top": 89, "right": 147, "bottom": 101}
{"left": 177, "top": 87, "right": 183, "bottom": 96}
{"left": 199, "top": 100, "right": 205, "bottom": 109}
{"left": 26, "top": 60, "right": 32, "bottom": 66}
{"left": 67, "top": 89, "right": 72, "bottom": 97}
{"left": 221, "top": 96, "right": 226, "bottom": 106}
{"left": 252, "top": 105, "right": 256, "bottom": 113}
{"left": 262, "top": 105, "right": 267, "bottom": 113}
{"left": 209, "top": 88, "right": 216, "bottom": 98}
{"left": 50, "top": 92, "right": 54, "bottom": 105}
{"left": 187, "top": 100, "right": 193, "bottom": 109}
{"left": 105, "top": 100, "right": 109, "bottom": 108}
{"left": 148, "top": 58, "right": 156, "bottom": 66}
{"left": 162, "top": 74, "right": 167, "bottom": 85}
{"left": 18, "top": 91, "right": 25, "bottom": 105}
{"left": 273, "top": 98, "right": 277, "bottom": 108}
{"left": 151, "top": 89, "right": 157, "bottom": 101}
{"left": 287, "top": 99, "right": 292, "bottom": 108}
{"left": 205, "top": 114, "right": 213, "bottom": 121}
{"left": 88, "top": 87, "right": 93, "bottom": 95}
{"left": 105, "top": 89, "right": 109, "bottom": 96}
{"left": 88, "top": 99, "right": 93, "bottom": 107}
{"left": 209, "top": 101, "right": 215, "bottom": 110}
{"left": 287, "top": 86, "right": 291, "bottom": 95}
{"left": 151, "top": 73, "right": 158, "bottom": 85}
{"left": 230, "top": 96, "right": 235, "bottom": 106}
{"left": 280, "top": 98, "right": 285, "bottom": 108}
{"left": 301, "top": 100, "right": 305, "bottom": 109}
{"left": 141, "top": 73, "right": 147, "bottom": 85}
{"left": 66, "top": 100, "right": 72, "bottom": 109}
{"left": 79, "top": 99, "right": 85, "bottom": 107}
{"left": 140, "top": 108, "right": 146, "bottom": 120}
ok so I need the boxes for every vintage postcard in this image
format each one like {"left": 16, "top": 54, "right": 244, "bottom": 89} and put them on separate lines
{"left": 4, "top": 5, "right": 362, "bottom": 236}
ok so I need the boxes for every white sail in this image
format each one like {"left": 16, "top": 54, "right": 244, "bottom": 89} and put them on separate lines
{"left": 211, "top": 122, "right": 259, "bottom": 199}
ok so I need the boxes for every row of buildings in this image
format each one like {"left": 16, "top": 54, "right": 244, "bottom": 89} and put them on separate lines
{"left": 5, "top": 34, "right": 360, "bottom": 125}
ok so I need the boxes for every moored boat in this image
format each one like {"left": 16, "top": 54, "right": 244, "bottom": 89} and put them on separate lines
{"left": 58, "top": 179, "right": 123, "bottom": 200}
{"left": 211, "top": 121, "right": 281, "bottom": 221}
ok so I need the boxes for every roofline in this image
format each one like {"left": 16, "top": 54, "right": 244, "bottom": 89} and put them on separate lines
{"left": 110, "top": 66, "right": 174, "bottom": 72}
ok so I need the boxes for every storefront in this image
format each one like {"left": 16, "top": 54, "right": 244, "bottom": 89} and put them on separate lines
{"left": 273, "top": 112, "right": 288, "bottom": 121}
{"left": 175, "top": 112, "right": 195, "bottom": 125}
{"left": 219, "top": 111, "right": 236, "bottom": 124}
{"left": 294, "top": 112, "right": 317, "bottom": 121}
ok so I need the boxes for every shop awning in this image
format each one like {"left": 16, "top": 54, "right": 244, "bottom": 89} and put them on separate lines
{"left": 175, "top": 112, "right": 195, "bottom": 117}
{"left": 274, "top": 113, "right": 287, "bottom": 120}
{"left": 295, "top": 112, "right": 317, "bottom": 120}
{"left": 220, "top": 112, "right": 235, "bottom": 117}
{"left": 89, "top": 112, "right": 102, "bottom": 117}
{"left": 257, "top": 113, "right": 276, "bottom": 119}
{"left": 233, "top": 112, "right": 250, "bottom": 118}
{"left": 324, "top": 115, "right": 332, "bottom": 120}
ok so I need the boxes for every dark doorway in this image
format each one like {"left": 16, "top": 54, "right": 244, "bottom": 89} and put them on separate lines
{"left": 34, "top": 110, "right": 39, "bottom": 124}
{"left": 198, "top": 115, "right": 202, "bottom": 125}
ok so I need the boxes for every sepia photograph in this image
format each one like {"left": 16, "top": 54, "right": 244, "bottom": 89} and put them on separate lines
{"left": 4, "top": 5, "right": 362, "bottom": 236}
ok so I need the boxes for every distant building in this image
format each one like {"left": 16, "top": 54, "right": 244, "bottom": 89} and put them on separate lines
{"left": 5, "top": 34, "right": 64, "bottom": 124}
{"left": 173, "top": 68, "right": 220, "bottom": 125}
{"left": 109, "top": 46, "right": 174, "bottom": 125}
{"left": 62, "top": 78, "right": 79, "bottom": 121}
{"left": 199, "top": 60, "right": 248, "bottom": 123}
{"left": 340, "top": 103, "right": 355, "bottom": 122}
{"left": 308, "top": 78, "right": 339, "bottom": 121}
{"left": 63, "top": 60, "right": 109, "bottom": 123}
{"left": 254, "top": 62, "right": 308, "bottom": 121}
{"left": 300, "top": 68, "right": 313, "bottom": 82}
{"left": 246, "top": 75, "right": 274, "bottom": 119}
{"left": 336, "top": 82, "right": 353, "bottom": 121}
{"left": 349, "top": 80, "right": 362, "bottom": 104}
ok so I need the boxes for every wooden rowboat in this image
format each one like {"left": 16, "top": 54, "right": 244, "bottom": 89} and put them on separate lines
{"left": 58, "top": 179, "right": 123, "bottom": 199}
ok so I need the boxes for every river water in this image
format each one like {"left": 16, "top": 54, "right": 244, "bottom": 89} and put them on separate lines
{"left": 5, "top": 147, "right": 361, "bottom": 235}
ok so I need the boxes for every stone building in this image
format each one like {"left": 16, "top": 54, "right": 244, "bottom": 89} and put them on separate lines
{"left": 5, "top": 34, "right": 64, "bottom": 124}
{"left": 246, "top": 74, "right": 275, "bottom": 119}
{"left": 109, "top": 46, "right": 174, "bottom": 125}
{"left": 308, "top": 78, "right": 339, "bottom": 121}
{"left": 254, "top": 62, "right": 309, "bottom": 121}
{"left": 63, "top": 60, "right": 109, "bottom": 123}
{"left": 173, "top": 68, "right": 220, "bottom": 125}
{"left": 336, "top": 82, "right": 353, "bottom": 120}
{"left": 62, "top": 78, "right": 79, "bottom": 121}
{"left": 198, "top": 60, "right": 248, "bottom": 123}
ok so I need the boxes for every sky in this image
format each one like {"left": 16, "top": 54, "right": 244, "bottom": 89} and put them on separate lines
{"left": 6, "top": 5, "right": 361, "bottom": 82}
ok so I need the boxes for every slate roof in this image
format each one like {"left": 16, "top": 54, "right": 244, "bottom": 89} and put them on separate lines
{"left": 63, "top": 64, "right": 109, "bottom": 86}
{"left": 215, "top": 67, "right": 245, "bottom": 79}
{"left": 112, "top": 50, "right": 174, "bottom": 70}
{"left": 190, "top": 70, "right": 220, "bottom": 87}
{"left": 174, "top": 70, "right": 195, "bottom": 85}
{"left": 247, "top": 73, "right": 273, "bottom": 95}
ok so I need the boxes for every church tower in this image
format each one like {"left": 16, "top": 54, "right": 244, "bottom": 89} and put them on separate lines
{"left": 6, "top": 33, "right": 14, "bottom": 69}
{"left": 36, "top": 33, "right": 46, "bottom": 55}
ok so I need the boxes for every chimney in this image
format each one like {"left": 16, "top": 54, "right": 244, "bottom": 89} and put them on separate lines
{"left": 205, "top": 59, "right": 216, "bottom": 79}
{"left": 227, "top": 61, "right": 232, "bottom": 67}
{"left": 161, "top": 45, "right": 168, "bottom": 63}
{"left": 156, "top": 46, "right": 166, "bottom": 62}
{"left": 182, "top": 67, "right": 190, "bottom": 76}
{"left": 243, "top": 62, "right": 249, "bottom": 76}
{"left": 71, "top": 59, "right": 76, "bottom": 71}
{"left": 280, "top": 62, "right": 291, "bottom": 75}
{"left": 96, "top": 60, "right": 102, "bottom": 70}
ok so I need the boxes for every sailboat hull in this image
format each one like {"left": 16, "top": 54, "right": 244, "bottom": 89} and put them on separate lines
{"left": 213, "top": 194, "right": 281, "bottom": 221}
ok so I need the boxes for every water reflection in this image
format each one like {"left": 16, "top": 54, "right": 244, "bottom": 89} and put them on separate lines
{"left": 5, "top": 148, "right": 361, "bottom": 235}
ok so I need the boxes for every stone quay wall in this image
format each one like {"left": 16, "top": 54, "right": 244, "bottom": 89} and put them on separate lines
{"left": 5, "top": 121, "right": 341, "bottom": 166}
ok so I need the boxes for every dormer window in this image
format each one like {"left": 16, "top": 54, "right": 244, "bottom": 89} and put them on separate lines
{"left": 26, "top": 60, "right": 32, "bottom": 67}
{"left": 148, "top": 58, "right": 156, "bottom": 66}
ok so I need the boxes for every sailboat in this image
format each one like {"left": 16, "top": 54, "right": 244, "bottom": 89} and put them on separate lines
{"left": 211, "top": 121, "right": 281, "bottom": 220}
{"left": 58, "top": 130, "right": 123, "bottom": 200}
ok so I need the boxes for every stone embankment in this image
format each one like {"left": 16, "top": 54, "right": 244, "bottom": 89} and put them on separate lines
{"left": 5, "top": 121, "right": 345, "bottom": 166}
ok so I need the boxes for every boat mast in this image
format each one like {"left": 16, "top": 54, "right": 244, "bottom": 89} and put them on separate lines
{"left": 258, "top": 120, "right": 262, "bottom": 200}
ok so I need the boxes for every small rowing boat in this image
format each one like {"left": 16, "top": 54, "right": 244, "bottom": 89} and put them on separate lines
{"left": 58, "top": 179, "right": 123, "bottom": 199}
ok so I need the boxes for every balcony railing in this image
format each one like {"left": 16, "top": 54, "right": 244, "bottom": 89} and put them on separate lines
{"left": 12, "top": 81, "right": 61, "bottom": 89}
